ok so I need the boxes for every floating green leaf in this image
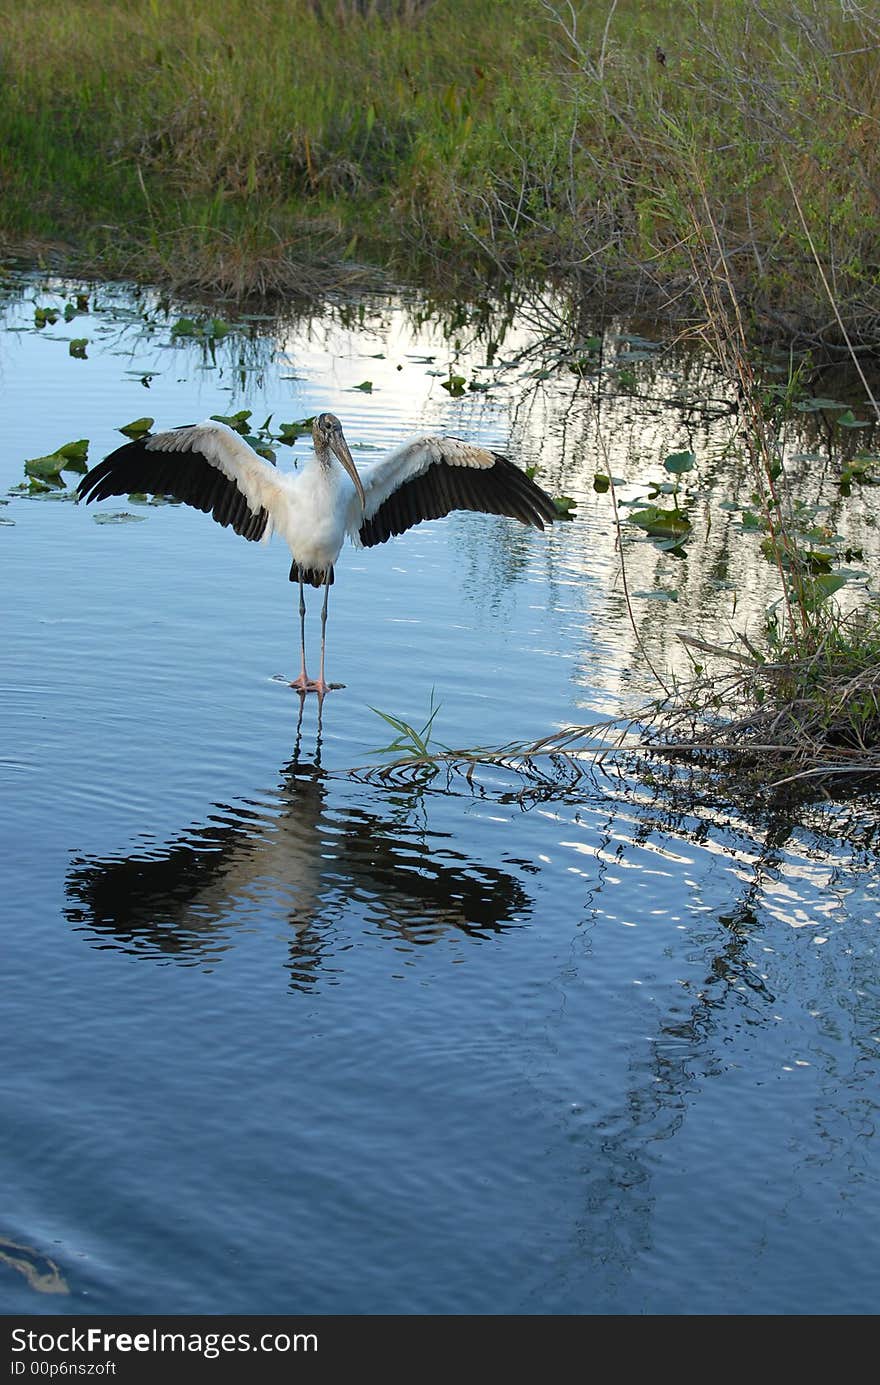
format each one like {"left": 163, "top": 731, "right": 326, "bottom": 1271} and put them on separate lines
{"left": 57, "top": 439, "right": 89, "bottom": 467}
{"left": 127, "top": 493, "right": 179, "bottom": 506}
{"left": 24, "top": 438, "right": 88, "bottom": 486}
{"left": 440, "top": 374, "right": 466, "bottom": 396}
{"left": 171, "top": 315, "right": 230, "bottom": 339}
{"left": 841, "top": 454, "right": 880, "bottom": 486}
{"left": 118, "top": 417, "right": 154, "bottom": 439}
{"left": 663, "top": 450, "right": 695, "bottom": 474}
{"left": 69, "top": 338, "right": 88, "bottom": 358}
{"left": 276, "top": 417, "right": 315, "bottom": 444}
{"left": 553, "top": 495, "right": 577, "bottom": 518}
{"left": 55, "top": 440, "right": 86, "bottom": 463}
{"left": 593, "top": 473, "right": 610, "bottom": 493}
{"left": 210, "top": 410, "right": 251, "bottom": 434}
{"left": 352, "top": 380, "right": 373, "bottom": 392}
{"left": 25, "top": 455, "right": 66, "bottom": 484}
{"left": 837, "top": 409, "right": 871, "bottom": 429}
{"left": 11, "top": 476, "right": 53, "bottom": 494}
{"left": 629, "top": 505, "right": 692, "bottom": 539}
{"left": 793, "top": 396, "right": 848, "bottom": 412}
{"left": 242, "top": 435, "right": 276, "bottom": 464}
{"left": 93, "top": 511, "right": 147, "bottom": 524}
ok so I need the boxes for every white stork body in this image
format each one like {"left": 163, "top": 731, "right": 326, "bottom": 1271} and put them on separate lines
{"left": 77, "top": 412, "right": 556, "bottom": 694}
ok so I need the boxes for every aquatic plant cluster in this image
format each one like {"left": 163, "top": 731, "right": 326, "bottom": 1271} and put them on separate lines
{"left": 1, "top": 0, "right": 879, "bottom": 346}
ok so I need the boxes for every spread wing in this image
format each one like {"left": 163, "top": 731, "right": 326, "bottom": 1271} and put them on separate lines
{"left": 77, "top": 421, "right": 286, "bottom": 542}
{"left": 352, "top": 436, "right": 556, "bottom": 548}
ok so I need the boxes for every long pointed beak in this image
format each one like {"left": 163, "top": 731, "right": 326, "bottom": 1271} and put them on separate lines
{"left": 330, "top": 431, "right": 366, "bottom": 511}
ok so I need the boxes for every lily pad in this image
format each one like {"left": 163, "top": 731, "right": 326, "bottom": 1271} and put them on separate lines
{"left": 241, "top": 435, "right": 276, "bottom": 464}
{"left": 793, "top": 396, "right": 848, "bottom": 412}
{"left": 118, "top": 417, "right": 154, "bottom": 439}
{"left": 440, "top": 375, "right": 466, "bottom": 396}
{"left": 23, "top": 439, "right": 87, "bottom": 483}
{"left": 69, "top": 338, "right": 88, "bottom": 359}
{"left": 57, "top": 440, "right": 89, "bottom": 466}
{"left": 24, "top": 455, "right": 67, "bottom": 484}
{"left": 93, "top": 512, "right": 147, "bottom": 524}
{"left": 629, "top": 505, "right": 692, "bottom": 539}
{"left": 210, "top": 410, "right": 251, "bottom": 434}
{"left": 663, "top": 450, "right": 695, "bottom": 474}
{"left": 170, "top": 315, "right": 229, "bottom": 339}
{"left": 276, "top": 417, "right": 315, "bottom": 444}
{"left": 11, "top": 477, "right": 54, "bottom": 494}
{"left": 553, "top": 495, "right": 577, "bottom": 518}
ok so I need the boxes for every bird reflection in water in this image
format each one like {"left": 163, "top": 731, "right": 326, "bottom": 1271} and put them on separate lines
{"left": 65, "top": 703, "right": 531, "bottom": 991}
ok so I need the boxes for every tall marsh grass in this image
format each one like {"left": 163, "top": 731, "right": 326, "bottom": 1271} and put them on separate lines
{"left": 2, "top": 0, "right": 878, "bottom": 330}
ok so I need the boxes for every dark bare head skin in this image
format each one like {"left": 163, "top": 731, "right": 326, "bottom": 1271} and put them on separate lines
{"left": 313, "top": 413, "right": 365, "bottom": 510}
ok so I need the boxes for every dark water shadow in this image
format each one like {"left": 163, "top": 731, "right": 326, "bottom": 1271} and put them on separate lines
{"left": 65, "top": 703, "right": 532, "bottom": 992}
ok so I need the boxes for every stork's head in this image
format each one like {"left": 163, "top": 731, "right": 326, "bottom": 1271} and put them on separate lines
{"left": 313, "top": 412, "right": 365, "bottom": 510}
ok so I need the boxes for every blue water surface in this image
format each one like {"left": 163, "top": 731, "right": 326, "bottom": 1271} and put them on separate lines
{"left": 1, "top": 275, "right": 878, "bottom": 1315}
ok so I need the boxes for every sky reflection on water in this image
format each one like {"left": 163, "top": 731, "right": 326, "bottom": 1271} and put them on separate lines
{"left": 1, "top": 273, "right": 878, "bottom": 1315}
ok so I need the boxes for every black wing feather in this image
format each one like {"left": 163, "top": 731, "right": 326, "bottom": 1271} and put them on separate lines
{"left": 359, "top": 450, "right": 556, "bottom": 548}
{"left": 77, "top": 429, "right": 270, "bottom": 542}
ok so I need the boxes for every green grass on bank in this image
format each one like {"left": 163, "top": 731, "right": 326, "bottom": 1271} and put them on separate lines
{"left": 1, "top": 0, "right": 879, "bottom": 334}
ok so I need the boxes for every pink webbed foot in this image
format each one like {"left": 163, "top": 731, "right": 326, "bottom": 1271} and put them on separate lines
{"left": 289, "top": 676, "right": 345, "bottom": 696}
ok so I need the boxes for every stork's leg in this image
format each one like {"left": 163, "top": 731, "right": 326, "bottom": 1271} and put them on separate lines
{"left": 290, "top": 581, "right": 312, "bottom": 693}
{"left": 290, "top": 575, "right": 341, "bottom": 695}
{"left": 315, "top": 576, "right": 332, "bottom": 696}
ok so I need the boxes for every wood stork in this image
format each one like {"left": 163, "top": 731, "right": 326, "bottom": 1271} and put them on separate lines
{"left": 77, "top": 412, "right": 557, "bottom": 694}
